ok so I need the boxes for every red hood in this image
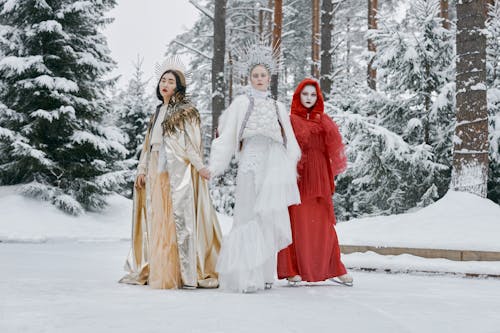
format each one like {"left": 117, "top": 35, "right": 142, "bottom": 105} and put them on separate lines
{"left": 290, "top": 78, "right": 324, "bottom": 122}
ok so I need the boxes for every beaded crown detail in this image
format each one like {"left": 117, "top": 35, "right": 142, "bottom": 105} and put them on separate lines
{"left": 154, "top": 56, "right": 191, "bottom": 86}
{"left": 233, "top": 40, "right": 281, "bottom": 79}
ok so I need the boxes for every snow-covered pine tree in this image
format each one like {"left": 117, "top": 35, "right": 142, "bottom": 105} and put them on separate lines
{"left": 0, "top": 0, "right": 127, "bottom": 215}
{"left": 486, "top": 0, "right": 500, "bottom": 203}
{"left": 115, "top": 56, "right": 153, "bottom": 198}
{"left": 371, "top": 0, "right": 455, "bottom": 201}
{"left": 117, "top": 56, "right": 152, "bottom": 161}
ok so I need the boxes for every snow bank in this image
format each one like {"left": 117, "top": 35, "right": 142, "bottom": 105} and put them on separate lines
{"left": 0, "top": 185, "right": 131, "bottom": 242}
{"left": 0, "top": 185, "right": 233, "bottom": 243}
{"left": 337, "top": 190, "right": 500, "bottom": 251}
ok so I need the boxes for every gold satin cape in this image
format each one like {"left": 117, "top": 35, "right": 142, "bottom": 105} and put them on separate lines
{"left": 119, "top": 103, "right": 222, "bottom": 288}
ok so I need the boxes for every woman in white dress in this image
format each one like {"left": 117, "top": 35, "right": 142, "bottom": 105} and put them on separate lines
{"left": 208, "top": 43, "right": 301, "bottom": 293}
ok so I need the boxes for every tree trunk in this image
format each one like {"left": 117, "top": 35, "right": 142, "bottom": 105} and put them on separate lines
{"left": 211, "top": 0, "right": 226, "bottom": 139}
{"left": 452, "top": 0, "right": 489, "bottom": 197}
{"left": 228, "top": 50, "right": 233, "bottom": 104}
{"left": 271, "top": 0, "right": 282, "bottom": 99}
{"left": 268, "top": 0, "right": 274, "bottom": 44}
{"left": 320, "top": 0, "right": 334, "bottom": 99}
{"left": 367, "top": 0, "right": 378, "bottom": 90}
{"left": 258, "top": 7, "right": 264, "bottom": 39}
{"left": 311, "top": 0, "right": 320, "bottom": 78}
{"left": 440, "top": 0, "right": 450, "bottom": 29}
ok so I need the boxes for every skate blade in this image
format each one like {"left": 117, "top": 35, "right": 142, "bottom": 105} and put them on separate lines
{"left": 329, "top": 278, "right": 353, "bottom": 287}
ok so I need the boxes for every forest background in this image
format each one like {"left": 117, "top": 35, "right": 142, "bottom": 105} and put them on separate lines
{"left": 0, "top": 0, "right": 498, "bottom": 221}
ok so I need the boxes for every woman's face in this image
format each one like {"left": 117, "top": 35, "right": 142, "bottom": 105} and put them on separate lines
{"left": 250, "top": 65, "right": 270, "bottom": 92}
{"left": 159, "top": 72, "right": 177, "bottom": 99}
{"left": 300, "top": 84, "right": 318, "bottom": 109}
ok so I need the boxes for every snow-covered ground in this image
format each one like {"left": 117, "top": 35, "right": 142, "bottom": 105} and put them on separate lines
{"left": 1, "top": 186, "right": 500, "bottom": 332}
{"left": 2, "top": 241, "right": 500, "bottom": 333}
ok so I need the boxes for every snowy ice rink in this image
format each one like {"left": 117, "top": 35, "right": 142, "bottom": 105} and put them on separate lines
{"left": 1, "top": 241, "right": 499, "bottom": 333}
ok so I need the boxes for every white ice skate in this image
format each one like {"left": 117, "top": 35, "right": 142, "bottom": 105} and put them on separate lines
{"left": 287, "top": 275, "right": 302, "bottom": 287}
{"left": 329, "top": 273, "right": 353, "bottom": 287}
{"left": 264, "top": 282, "right": 273, "bottom": 290}
{"left": 242, "top": 285, "right": 257, "bottom": 293}
{"left": 182, "top": 284, "right": 197, "bottom": 290}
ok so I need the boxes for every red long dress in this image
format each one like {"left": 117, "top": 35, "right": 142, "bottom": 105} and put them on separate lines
{"left": 277, "top": 79, "right": 348, "bottom": 282}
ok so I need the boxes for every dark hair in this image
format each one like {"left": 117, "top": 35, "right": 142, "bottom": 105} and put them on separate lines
{"left": 156, "top": 70, "right": 186, "bottom": 103}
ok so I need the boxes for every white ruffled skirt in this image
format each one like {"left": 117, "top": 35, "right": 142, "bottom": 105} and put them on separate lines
{"left": 216, "top": 135, "right": 300, "bottom": 292}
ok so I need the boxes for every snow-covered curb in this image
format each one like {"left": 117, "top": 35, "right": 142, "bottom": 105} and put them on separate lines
{"left": 343, "top": 251, "right": 500, "bottom": 277}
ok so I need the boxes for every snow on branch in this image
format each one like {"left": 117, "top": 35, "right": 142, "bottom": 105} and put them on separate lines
{"left": 0, "top": 0, "right": 19, "bottom": 14}
{"left": 188, "top": 0, "right": 214, "bottom": 21}
{"left": 18, "top": 75, "right": 79, "bottom": 92}
{"left": 172, "top": 40, "right": 212, "bottom": 60}
{"left": 12, "top": 141, "right": 55, "bottom": 167}
{"left": 0, "top": 56, "right": 46, "bottom": 76}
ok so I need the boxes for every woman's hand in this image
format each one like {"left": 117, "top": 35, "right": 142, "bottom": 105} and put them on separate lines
{"left": 199, "top": 167, "right": 211, "bottom": 180}
{"left": 135, "top": 174, "right": 146, "bottom": 189}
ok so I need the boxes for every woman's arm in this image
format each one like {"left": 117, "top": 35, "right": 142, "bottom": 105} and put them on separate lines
{"left": 278, "top": 102, "right": 301, "bottom": 166}
{"left": 208, "top": 95, "right": 246, "bottom": 176}
{"left": 183, "top": 116, "right": 205, "bottom": 172}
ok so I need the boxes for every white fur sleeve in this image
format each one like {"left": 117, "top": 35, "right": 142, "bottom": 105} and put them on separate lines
{"left": 209, "top": 95, "right": 247, "bottom": 176}
{"left": 279, "top": 102, "right": 301, "bottom": 165}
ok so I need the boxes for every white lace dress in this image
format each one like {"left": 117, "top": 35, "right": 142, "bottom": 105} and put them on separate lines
{"left": 209, "top": 89, "right": 301, "bottom": 292}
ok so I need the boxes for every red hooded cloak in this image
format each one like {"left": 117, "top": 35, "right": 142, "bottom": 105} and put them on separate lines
{"left": 277, "top": 78, "right": 347, "bottom": 281}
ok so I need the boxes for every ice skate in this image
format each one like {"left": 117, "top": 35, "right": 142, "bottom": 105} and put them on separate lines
{"left": 242, "top": 285, "right": 257, "bottom": 293}
{"left": 182, "top": 284, "right": 197, "bottom": 290}
{"left": 287, "top": 275, "right": 302, "bottom": 286}
{"left": 264, "top": 282, "right": 273, "bottom": 290}
{"left": 329, "top": 273, "right": 353, "bottom": 287}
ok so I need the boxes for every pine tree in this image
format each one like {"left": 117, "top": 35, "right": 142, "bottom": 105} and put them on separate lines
{"left": 117, "top": 56, "right": 152, "bottom": 161}
{"left": 0, "top": 0, "right": 127, "bottom": 215}
{"left": 114, "top": 56, "right": 153, "bottom": 198}
{"left": 332, "top": 105, "right": 446, "bottom": 220}
{"left": 371, "top": 0, "right": 455, "bottom": 200}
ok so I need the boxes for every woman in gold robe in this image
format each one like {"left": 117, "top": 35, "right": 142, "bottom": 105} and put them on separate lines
{"left": 119, "top": 59, "right": 222, "bottom": 289}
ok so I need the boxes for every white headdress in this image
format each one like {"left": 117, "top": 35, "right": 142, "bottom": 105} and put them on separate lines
{"left": 154, "top": 56, "right": 191, "bottom": 86}
{"left": 233, "top": 40, "right": 281, "bottom": 79}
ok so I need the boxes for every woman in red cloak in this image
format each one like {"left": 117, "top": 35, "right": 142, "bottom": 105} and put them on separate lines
{"left": 277, "top": 78, "right": 353, "bottom": 286}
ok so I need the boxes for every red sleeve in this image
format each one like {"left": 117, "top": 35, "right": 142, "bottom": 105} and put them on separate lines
{"left": 322, "top": 114, "right": 347, "bottom": 178}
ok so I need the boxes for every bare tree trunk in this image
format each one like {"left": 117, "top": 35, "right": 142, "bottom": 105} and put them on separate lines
{"left": 268, "top": 0, "right": 274, "bottom": 44}
{"left": 367, "top": 0, "right": 378, "bottom": 90}
{"left": 211, "top": 0, "right": 226, "bottom": 139}
{"left": 312, "top": 0, "right": 320, "bottom": 78}
{"left": 320, "top": 0, "right": 334, "bottom": 98}
{"left": 440, "top": 0, "right": 450, "bottom": 29}
{"left": 228, "top": 50, "right": 233, "bottom": 104}
{"left": 271, "top": 0, "right": 282, "bottom": 99}
{"left": 258, "top": 7, "right": 264, "bottom": 39}
{"left": 424, "top": 62, "right": 431, "bottom": 145}
{"left": 346, "top": 17, "right": 352, "bottom": 88}
{"left": 452, "top": 0, "right": 489, "bottom": 197}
